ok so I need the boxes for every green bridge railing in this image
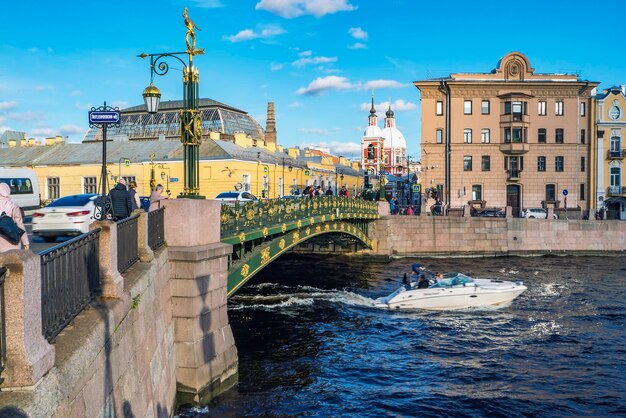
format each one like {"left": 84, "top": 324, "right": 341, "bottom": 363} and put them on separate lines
{"left": 220, "top": 196, "right": 380, "bottom": 296}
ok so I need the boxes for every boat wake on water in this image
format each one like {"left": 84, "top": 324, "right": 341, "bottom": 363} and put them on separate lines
{"left": 230, "top": 283, "right": 379, "bottom": 311}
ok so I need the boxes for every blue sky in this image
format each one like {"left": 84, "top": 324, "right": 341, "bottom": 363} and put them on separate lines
{"left": 1, "top": 0, "right": 625, "bottom": 160}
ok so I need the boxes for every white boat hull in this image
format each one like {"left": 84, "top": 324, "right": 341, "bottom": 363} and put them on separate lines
{"left": 375, "top": 278, "right": 527, "bottom": 311}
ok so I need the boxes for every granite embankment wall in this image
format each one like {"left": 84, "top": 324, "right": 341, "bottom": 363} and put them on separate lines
{"left": 368, "top": 217, "right": 626, "bottom": 256}
{"left": 0, "top": 247, "right": 176, "bottom": 417}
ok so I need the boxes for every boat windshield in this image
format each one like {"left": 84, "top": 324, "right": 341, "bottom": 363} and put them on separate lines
{"left": 430, "top": 273, "right": 474, "bottom": 288}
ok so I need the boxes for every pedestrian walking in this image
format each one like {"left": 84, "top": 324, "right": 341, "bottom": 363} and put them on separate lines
{"left": 109, "top": 178, "right": 132, "bottom": 220}
{"left": 128, "top": 180, "right": 141, "bottom": 211}
{"left": 0, "top": 183, "right": 29, "bottom": 252}
{"left": 149, "top": 184, "right": 170, "bottom": 212}
{"left": 325, "top": 186, "right": 333, "bottom": 196}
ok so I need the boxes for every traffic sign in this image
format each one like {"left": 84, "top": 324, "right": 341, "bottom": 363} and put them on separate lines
{"left": 304, "top": 169, "right": 310, "bottom": 176}
{"left": 123, "top": 158, "right": 130, "bottom": 167}
{"left": 562, "top": 189, "right": 568, "bottom": 196}
{"left": 170, "top": 177, "right": 179, "bottom": 183}
{"left": 412, "top": 184, "right": 421, "bottom": 193}
{"left": 89, "top": 111, "right": 120, "bottom": 124}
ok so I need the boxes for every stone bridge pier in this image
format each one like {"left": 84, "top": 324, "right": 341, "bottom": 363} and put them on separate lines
{"left": 164, "top": 199, "right": 238, "bottom": 404}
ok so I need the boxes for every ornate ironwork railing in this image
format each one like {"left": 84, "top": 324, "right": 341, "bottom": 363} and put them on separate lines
{"left": 148, "top": 207, "right": 165, "bottom": 250}
{"left": 220, "top": 196, "right": 379, "bottom": 238}
{"left": 0, "top": 267, "right": 7, "bottom": 383}
{"left": 40, "top": 229, "right": 101, "bottom": 343}
{"left": 117, "top": 215, "right": 139, "bottom": 274}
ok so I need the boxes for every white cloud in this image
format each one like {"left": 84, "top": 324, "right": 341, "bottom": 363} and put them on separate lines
{"left": 75, "top": 102, "right": 93, "bottom": 111}
{"left": 364, "top": 79, "right": 406, "bottom": 90}
{"left": 359, "top": 99, "right": 418, "bottom": 112}
{"left": 255, "top": 0, "right": 356, "bottom": 18}
{"left": 292, "top": 55, "right": 337, "bottom": 67}
{"left": 31, "top": 128, "right": 55, "bottom": 136}
{"left": 59, "top": 124, "right": 87, "bottom": 135}
{"left": 298, "top": 50, "right": 313, "bottom": 57}
{"left": 223, "top": 25, "right": 286, "bottom": 42}
{"left": 270, "top": 62, "right": 284, "bottom": 71}
{"left": 189, "top": 0, "right": 224, "bottom": 7}
{"left": 0, "top": 101, "right": 17, "bottom": 111}
{"left": 296, "top": 76, "right": 353, "bottom": 95}
{"left": 348, "top": 27, "right": 367, "bottom": 40}
{"left": 289, "top": 101, "right": 304, "bottom": 108}
{"left": 300, "top": 140, "right": 361, "bottom": 155}
{"left": 7, "top": 111, "right": 46, "bottom": 122}
{"left": 70, "top": 90, "right": 82, "bottom": 97}
{"left": 348, "top": 42, "right": 367, "bottom": 49}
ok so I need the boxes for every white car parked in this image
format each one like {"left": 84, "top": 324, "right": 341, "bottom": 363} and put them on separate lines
{"left": 521, "top": 208, "right": 558, "bottom": 219}
{"left": 214, "top": 191, "right": 258, "bottom": 205}
{"left": 32, "top": 194, "right": 98, "bottom": 242}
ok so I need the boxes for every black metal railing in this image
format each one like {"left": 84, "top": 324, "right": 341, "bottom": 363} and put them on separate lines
{"left": 148, "top": 207, "right": 165, "bottom": 250}
{"left": 117, "top": 215, "right": 139, "bottom": 274}
{"left": 608, "top": 149, "right": 625, "bottom": 159}
{"left": 0, "top": 267, "right": 7, "bottom": 383}
{"left": 40, "top": 229, "right": 101, "bottom": 343}
{"left": 607, "top": 186, "right": 626, "bottom": 196}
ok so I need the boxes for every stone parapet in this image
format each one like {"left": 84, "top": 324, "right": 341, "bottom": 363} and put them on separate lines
{"left": 90, "top": 221, "right": 124, "bottom": 298}
{"left": 0, "top": 250, "right": 55, "bottom": 389}
{"left": 366, "top": 217, "right": 626, "bottom": 256}
{"left": 135, "top": 209, "right": 154, "bottom": 263}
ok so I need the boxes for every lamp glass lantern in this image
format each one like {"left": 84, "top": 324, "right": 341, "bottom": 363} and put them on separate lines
{"left": 142, "top": 83, "right": 161, "bottom": 114}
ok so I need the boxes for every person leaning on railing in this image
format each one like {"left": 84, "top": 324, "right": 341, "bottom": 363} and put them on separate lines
{"left": 149, "top": 184, "right": 170, "bottom": 212}
{"left": 0, "top": 183, "right": 29, "bottom": 252}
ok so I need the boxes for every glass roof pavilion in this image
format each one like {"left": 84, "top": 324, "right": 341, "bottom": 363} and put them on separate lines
{"left": 83, "top": 98, "right": 265, "bottom": 143}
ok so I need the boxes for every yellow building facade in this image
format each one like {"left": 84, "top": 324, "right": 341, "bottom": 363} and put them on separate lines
{"left": 593, "top": 86, "right": 626, "bottom": 219}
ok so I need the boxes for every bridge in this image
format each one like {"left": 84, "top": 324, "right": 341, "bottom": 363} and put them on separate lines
{"left": 220, "top": 196, "right": 379, "bottom": 297}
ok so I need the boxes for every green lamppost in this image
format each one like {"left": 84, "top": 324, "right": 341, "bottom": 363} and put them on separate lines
{"left": 138, "top": 8, "right": 205, "bottom": 198}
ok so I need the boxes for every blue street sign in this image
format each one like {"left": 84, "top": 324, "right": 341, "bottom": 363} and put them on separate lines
{"left": 170, "top": 177, "right": 179, "bottom": 183}
{"left": 562, "top": 189, "right": 568, "bottom": 196}
{"left": 89, "top": 111, "right": 120, "bottom": 124}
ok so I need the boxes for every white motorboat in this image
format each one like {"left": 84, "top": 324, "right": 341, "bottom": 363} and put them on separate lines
{"left": 375, "top": 272, "right": 527, "bottom": 311}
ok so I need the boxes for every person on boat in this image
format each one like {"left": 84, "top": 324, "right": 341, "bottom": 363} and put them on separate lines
{"left": 436, "top": 272, "right": 444, "bottom": 282}
{"left": 417, "top": 275, "right": 429, "bottom": 289}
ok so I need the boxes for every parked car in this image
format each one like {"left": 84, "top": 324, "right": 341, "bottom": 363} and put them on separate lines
{"left": 31, "top": 194, "right": 98, "bottom": 242}
{"left": 214, "top": 191, "right": 258, "bottom": 205}
{"left": 522, "top": 208, "right": 558, "bottom": 219}
{"left": 474, "top": 209, "right": 505, "bottom": 218}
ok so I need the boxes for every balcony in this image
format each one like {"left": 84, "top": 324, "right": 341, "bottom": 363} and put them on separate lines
{"left": 500, "top": 113, "right": 530, "bottom": 126}
{"left": 507, "top": 169, "right": 521, "bottom": 181}
{"left": 607, "top": 149, "right": 626, "bottom": 159}
{"left": 607, "top": 186, "right": 626, "bottom": 196}
{"left": 499, "top": 141, "right": 530, "bottom": 155}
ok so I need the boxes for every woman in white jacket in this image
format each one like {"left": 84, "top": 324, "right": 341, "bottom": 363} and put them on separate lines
{"left": 0, "top": 183, "right": 29, "bottom": 252}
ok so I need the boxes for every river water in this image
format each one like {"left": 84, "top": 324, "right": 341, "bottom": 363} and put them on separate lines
{"left": 179, "top": 254, "right": 626, "bottom": 417}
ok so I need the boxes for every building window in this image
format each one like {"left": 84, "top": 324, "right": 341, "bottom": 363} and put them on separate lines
{"left": 546, "top": 184, "right": 556, "bottom": 201}
{"left": 555, "top": 128, "right": 564, "bottom": 144}
{"left": 481, "top": 100, "right": 490, "bottom": 115}
{"left": 463, "top": 156, "right": 472, "bottom": 171}
{"left": 367, "top": 144, "right": 375, "bottom": 159}
{"left": 580, "top": 183, "right": 585, "bottom": 201}
{"left": 580, "top": 156, "right": 585, "bottom": 172}
{"left": 580, "top": 102, "right": 586, "bottom": 117}
{"left": 464, "top": 100, "right": 472, "bottom": 115}
{"left": 538, "top": 100, "right": 547, "bottom": 116}
{"left": 481, "top": 128, "right": 490, "bottom": 143}
{"left": 84, "top": 176, "right": 97, "bottom": 194}
{"left": 47, "top": 177, "right": 60, "bottom": 200}
{"left": 481, "top": 155, "right": 490, "bottom": 171}
{"left": 436, "top": 129, "right": 443, "bottom": 144}
{"left": 436, "top": 101, "right": 443, "bottom": 116}
{"left": 472, "top": 185, "right": 482, "bottom": 201}
{"left": 581, "top": 129, "right": 586, "bottom": 144}
{"left": 122, "top": 176, "right": 135, "bottom": 185}
{"left": 610, "top": 166, "right": 621, "bottom": 189}
{"left": 504, "top": 101, "right": 511, "bottom": 115}
{"left": 242, "top": 174, "right": 251, "bottom": 191}
{"left": 538, "top": 156, "right": 546, "bottom": 172}
{"left": 538, "top": 128, "right": 546, "bottom": 143}
{"left": 463, "top": 128, "right": 472, "bottom": 143}
{"left": 610, "top": 135, "right": 622, "bottom": 156}
{"left": 555, "top": 156, "right": 564, "bottom": 172}
{"left": 555, "top": 101, "right": 564, "bottom": 116}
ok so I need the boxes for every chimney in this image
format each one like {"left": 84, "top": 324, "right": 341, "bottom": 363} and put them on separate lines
{"left": 265, "top": 102, "right": 276, "bottom": 147}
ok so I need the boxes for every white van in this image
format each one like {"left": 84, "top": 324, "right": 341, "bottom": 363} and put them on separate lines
{"left": 0, "top": 168, "right": 41, "bottom": 211}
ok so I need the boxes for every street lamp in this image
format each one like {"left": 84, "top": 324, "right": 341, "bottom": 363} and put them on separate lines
{"left": 159, "top": 166, "right": 171, "bottom": 192}
{"left": 335, "top": 168, "right": 344, "bottom": 196}
{"left": 138, "top": 7, "right": 205, "bottom": 198}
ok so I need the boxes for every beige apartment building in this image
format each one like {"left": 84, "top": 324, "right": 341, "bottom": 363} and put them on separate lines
{"left": 414, "top": 52, "right": 598, "bottom": 217}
